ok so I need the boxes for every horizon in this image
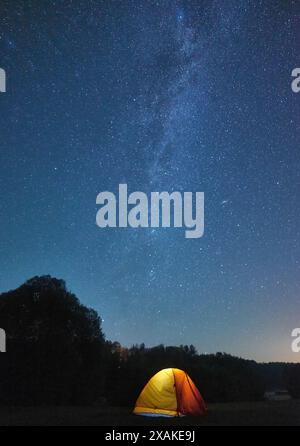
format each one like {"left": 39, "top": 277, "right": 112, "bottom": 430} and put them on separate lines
{"left": 1, "top": 274, "right": 299, "bottom": 364}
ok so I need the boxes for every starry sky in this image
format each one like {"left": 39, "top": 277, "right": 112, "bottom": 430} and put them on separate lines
{"left": 1, "top": 0, "right": 300, "bottom": 362}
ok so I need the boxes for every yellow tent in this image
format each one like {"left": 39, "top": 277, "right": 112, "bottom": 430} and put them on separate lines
{"left": 133, "top": 368, "right": 206, "bottom": 417}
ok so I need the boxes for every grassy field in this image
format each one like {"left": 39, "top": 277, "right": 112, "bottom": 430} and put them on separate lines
{"left": 0, "top": 400, "right": 300, "bottom": 426}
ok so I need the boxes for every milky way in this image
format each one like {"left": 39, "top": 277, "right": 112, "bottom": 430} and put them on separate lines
{"left": 0, "top": 0, "right": 300, "bottom": 361}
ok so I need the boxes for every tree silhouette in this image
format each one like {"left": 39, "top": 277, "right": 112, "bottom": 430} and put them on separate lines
{"left": 0, "top": 276, "right": 292, "bottom": 407}
{"left": 284, "top": 365, "right": 300, "bottom": 399}
{"left": 0, "top": 276, "right": 105, "bottom": 405}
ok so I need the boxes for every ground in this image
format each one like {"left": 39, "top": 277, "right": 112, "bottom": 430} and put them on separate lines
{"left": 0, "top": 400, "right": 300, "bottom": 426}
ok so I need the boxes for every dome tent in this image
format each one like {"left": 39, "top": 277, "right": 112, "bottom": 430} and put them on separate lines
{"left": 133, "top": 368, "right": 206, "bottom": 417}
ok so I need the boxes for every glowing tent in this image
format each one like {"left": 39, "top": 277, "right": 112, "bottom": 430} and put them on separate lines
{"left": 133, "top": 368, "right": 207, "bottom": 417}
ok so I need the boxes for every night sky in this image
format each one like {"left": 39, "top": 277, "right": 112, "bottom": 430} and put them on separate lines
{"left": 1, "top": 0, "right": 300, "bottom": 362}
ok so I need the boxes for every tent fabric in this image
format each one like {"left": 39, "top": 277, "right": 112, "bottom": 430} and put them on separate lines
{"left": 133, "top": 368, "right": 206, "bottom": 417}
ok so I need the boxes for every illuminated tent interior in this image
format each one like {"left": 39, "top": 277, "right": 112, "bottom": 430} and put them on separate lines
{"left": 133, "top": 368, "right": 207, "bottom": 417}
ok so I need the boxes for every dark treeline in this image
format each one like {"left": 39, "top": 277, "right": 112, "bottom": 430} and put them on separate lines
{"left": 0, "top": 276, "right": 299, "bottom": 406}
{"left": 104, "top": 343, "right": 265, "bottom": 405}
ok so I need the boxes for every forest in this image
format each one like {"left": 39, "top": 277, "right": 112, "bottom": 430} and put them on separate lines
{"left": 0, "top": 275, "right": 299, "bottom": 406}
